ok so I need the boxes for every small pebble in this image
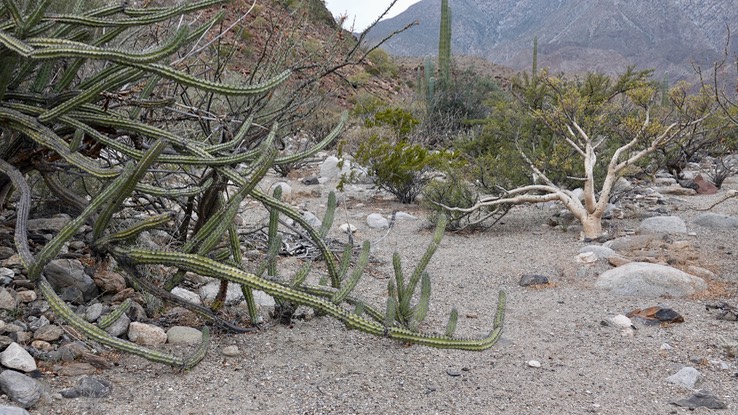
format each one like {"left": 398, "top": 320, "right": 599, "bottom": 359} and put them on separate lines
{"left": 222, "top": 346, "right": 240, "bottom": 357}
{"left": 527, "top": 360, "right": 541, "bottom": 368}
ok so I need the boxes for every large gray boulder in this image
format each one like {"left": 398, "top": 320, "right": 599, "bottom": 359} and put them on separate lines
{"left": 637, "top": 216, "right": 687, "bottom": 235}
{"left": 595, "top": 262, "right": 707, "bottom": 297}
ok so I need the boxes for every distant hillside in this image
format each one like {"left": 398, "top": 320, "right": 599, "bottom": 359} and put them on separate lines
{"left": 365, "top": 0, "right": 738, "bottom": 79}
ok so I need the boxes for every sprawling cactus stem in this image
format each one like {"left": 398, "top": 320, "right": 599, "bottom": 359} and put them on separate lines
{"left": 0, "top": 0, "right": 507, "bottom": 368}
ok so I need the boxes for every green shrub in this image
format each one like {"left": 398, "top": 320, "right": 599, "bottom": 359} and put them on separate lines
{"left": 423, "top": 172, "right": 481, "bottom": 230}
{"left": 365, "top": 49, "right": 398, "bottom": 78}
{"left": 352, "top": 135, "right": 451, "bottom": 203}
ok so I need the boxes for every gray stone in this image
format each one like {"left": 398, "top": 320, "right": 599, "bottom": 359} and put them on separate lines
{"left": 301, "top": 211, "right": 322, "bottom": 228}
{"left": 0, "top": 248, "right": 15, "bottom": 260}
{"left": 199, "top": 281, "right": 244, "bottom": 305}
{"left": 0, "top": 371, "right": 42, "bottom": 409}
{"left": 693, "top": 213, "right": 738, "bottom": 229}
{"left": 579, "top": 245, "right": 617, "bottom": 259}
{"left": 519, "top": 274, "right": 549, "bottom": 287}
{"left": 395, "top": 212, "right": 417, "bottom": 221}
{"left": 603, "top": 235, "right": 662, "bottom": 252}
{"left": 253, "top": 290, "right": 276, "bottom": 308}
{"left": 660, "top": 185, "right": 697, "bottom": 196}
{"left": 59, "top": 286, "right": 85, "bottom": 304}
{"left": 0, "top": 268, "right": 14, "bottom": 279}
{"left": 26, "top": 214, "right": 71, "bottom": 233}
{"left": 84, "top": 303, "right": 104, "bottom": 323}
{"left": 0, "top": 405, "right": 31, "bottom": 415}
{"left": 637, "top": 216, "right": 687, "bottom": 235}
{"left": 0, "top": 289, "right": 16, "bottom": 310}
{"left": 319, "top": 156, "right": 350, "bottom": 181}
{"left": 171, "top": 287, "right": 202, "bottom": 305}
{"left": 27, "top": 316, "right": 48, "bottom": 332}
{"left": 595, "top": 262, "right": 707, "bottom": 297}
{"left": 666, "top": 367, "right": 701, "bottom": 390}
{"left": 0, "top": 343, "right": 37, "bottom": 372}
{"left": 33, "top": 325, "right": 64, "bottom": 342}
{"left": 43, "top": 259, "right": 98, "bottom": 302}
{"left": 61, "top": 376, "right": 113, "bottom": 399}
{"left": 366, "top": 213, "right": 389, "bottom": 229}
{"left": 127, "top": 322, "right": 166, "bottom": 346}
{"left": 104, "top": 313, "right": 130, "bottom": 338}
{"left": 166, "top": 326, "right": 203, "bottom": 345}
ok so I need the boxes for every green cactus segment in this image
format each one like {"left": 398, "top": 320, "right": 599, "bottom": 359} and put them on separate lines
{"left": 120, "top": 248, "right": 506, "bottom": 351}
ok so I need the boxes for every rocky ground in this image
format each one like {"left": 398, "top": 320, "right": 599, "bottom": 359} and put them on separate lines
{"left": 0, "top": 161, "right": 737, "bottom": 415}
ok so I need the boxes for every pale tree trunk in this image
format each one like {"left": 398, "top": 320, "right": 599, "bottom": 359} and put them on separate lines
{"left": 438, "top": 111, "right": 703, "bottom": 238}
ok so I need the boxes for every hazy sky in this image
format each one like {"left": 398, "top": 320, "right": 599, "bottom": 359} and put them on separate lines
{"left": 324, "top": 0, "right": 421, "bottom": 32}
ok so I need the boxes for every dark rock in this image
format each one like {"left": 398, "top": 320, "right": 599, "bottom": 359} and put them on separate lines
{"left": 672, "top": 390, "right": 727, "bottom": 409}
{"left": 43, "top": 259, "right": 98, "bottom": 302}
{"left": 26, "top": 214, "right": 71, "bottom": 233}
{"left": 61, "top": 376, "right": 113, "bottom": 399}
{"left": 518, "top": 274, "right": 549, "bottom": 287}
{"left": 301, "top": 175, "right": 320, "bottom": 185}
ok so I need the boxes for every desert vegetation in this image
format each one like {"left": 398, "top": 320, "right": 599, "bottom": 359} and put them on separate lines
{"left": 0, "top": 0, "right": 736, "bottom": 401}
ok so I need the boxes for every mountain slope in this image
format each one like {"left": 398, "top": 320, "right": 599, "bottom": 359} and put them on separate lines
{"left": 366, "top": 0, "right": 738, "bottom": 79}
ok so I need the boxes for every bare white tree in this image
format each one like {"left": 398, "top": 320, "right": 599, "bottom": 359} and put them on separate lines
{"left": 441, "top": 70, "right": 711, "bottom": 238}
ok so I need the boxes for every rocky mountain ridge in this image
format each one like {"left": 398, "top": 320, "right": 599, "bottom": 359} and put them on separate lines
{"left": 366, "top": 0, "right": 738, "bottom": 79}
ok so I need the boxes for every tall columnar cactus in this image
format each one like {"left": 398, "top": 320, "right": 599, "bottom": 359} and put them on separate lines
{"left": 532, "top": 35, "right": 538, "bottom": 78}
{"left": 438, "top": 0, "right": 451, "bottom": 84}
{"left": 0, "top": 0, "right": 505, "bottom": 369}
{"left": 661, "top": 72, "right": 670, "bottom": 106}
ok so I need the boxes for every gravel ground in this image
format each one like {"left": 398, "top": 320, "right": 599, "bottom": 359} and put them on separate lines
{"left": 18, "top": 176, "right": 738, "bottom": 415}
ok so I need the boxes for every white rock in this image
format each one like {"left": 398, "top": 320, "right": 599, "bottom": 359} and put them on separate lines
{"left": 222, "top": 345, "right": 240, "bottom": 357}
{"left": 252, "top": 290, "right": 276, "bottom": 307}
{"left": 319, "top": 156, "right": 350, "bottom": 181}
{"left": 660, "top": 343, "right": 673, "bottom": 351}
{"left": 339, "top": 223, "right": 358, "bottom": 234}
{"left": 576, "top": 252, "right": 598, "bottom": 264}
{"left": 171, "top": 287, "right": 202, "bottom": 305}
{"left": 366, "top": 213, "right": 389, "bottom": 229}
{"left": 269, "top": 182, "right": 293, "bottom": 202}
{"left": 0, "top": 342, "right": 37, "bottom": 372}
{"left": 127, "top": 322, "right": 167, "bottom": 346}
{"left": 199, "top": 281, "right": 244, "bottom": 305}
{"left": 610, "top": 314, "right": 634, "bottom": 329}
{"left": 527, "top": 360, "right": 542, "bottom": 368}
